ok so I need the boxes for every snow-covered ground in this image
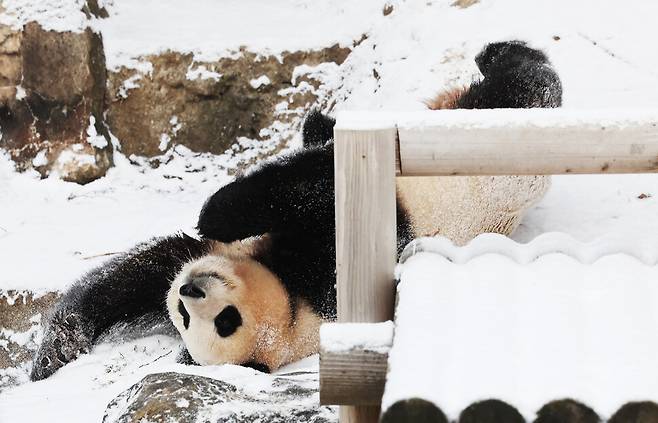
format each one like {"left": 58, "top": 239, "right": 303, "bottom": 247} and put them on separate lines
{"left": 2, "top": 0, "right": 658, "bottom": 421}
{"left": 0, "top": 333, "right": 322, "bottom": 422}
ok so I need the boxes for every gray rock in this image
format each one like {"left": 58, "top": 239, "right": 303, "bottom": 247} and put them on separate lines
{"left": 103, "top": 371, "right": 336, "bottom": 423}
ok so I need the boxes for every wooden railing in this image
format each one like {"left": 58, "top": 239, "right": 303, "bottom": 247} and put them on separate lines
{"left": 322, "top": 109, "right": 658, "bottom": 423}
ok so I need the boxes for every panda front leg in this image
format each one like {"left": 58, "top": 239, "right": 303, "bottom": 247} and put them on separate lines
{"left": 30, "top": 233, "right": 211, "bottom": 381}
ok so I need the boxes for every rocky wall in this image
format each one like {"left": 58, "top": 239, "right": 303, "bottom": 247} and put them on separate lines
{"left": 0, "top": 3, "right": 352, "bottom": 183}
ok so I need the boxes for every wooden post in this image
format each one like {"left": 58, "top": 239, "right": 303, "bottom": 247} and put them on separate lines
{"left": 334, "top": 126, "right": 398, "bottom": 422}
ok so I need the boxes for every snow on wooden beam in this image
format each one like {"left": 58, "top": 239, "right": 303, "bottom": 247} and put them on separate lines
{"left": 381, "top": 234, "right": 658, "bottom": 422}
{"left": 319, "top": 322, "right": 394, "bottom": 406}
{"left": 336, "top": 109, "right": 658, "bottom": 176}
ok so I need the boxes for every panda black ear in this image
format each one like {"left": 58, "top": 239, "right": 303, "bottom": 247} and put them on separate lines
{"left": 302, "top": 109, "right": 336, "bottom": 147}
{"left": 238, "top": 235, "right": 273, "bottom": 267}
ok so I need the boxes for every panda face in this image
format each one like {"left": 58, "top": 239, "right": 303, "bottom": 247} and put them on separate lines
{"left": 166, "top": 253, "right": 293, "bottom": 368}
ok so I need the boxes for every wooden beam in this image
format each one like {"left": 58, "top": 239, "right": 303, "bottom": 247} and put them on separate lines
{"left": 320, "top": 322, "right": 394, "bottom": 406}
{"left": 395, "top": 109, "right": 658, "bottom": 176}
{"left": 333, "top": 125, "right": 398, "bottom": 422}
{"left": 320, "top": 348, "right": 389, "bottom": 405}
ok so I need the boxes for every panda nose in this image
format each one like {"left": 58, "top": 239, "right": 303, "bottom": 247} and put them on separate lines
{"left": 179, "top": 283, "right": 206, "bottom": 299}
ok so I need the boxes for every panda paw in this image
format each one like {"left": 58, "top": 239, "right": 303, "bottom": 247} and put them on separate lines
{"left": 30, "top": 311, "right": 93, "bottom": 381}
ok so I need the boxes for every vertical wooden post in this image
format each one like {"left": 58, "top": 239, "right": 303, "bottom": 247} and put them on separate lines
{"left": 334, "top": 126, "right": 398, "bottom": 422}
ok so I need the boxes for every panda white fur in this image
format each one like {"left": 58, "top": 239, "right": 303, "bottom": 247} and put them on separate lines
{"left": 30, "top": 40, "right": 561, "bottom": 380}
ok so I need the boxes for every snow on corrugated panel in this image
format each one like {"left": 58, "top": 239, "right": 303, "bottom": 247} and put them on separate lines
{"left": 384, "top": 233, "right": 658, "bottom": 421}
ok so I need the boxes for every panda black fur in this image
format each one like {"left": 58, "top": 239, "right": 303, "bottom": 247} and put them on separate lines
{"left": 427, "top": 40, "right": 562, "bottom": 110}
{"left": 30, "top": 40, "right": 562, "bottom": 381}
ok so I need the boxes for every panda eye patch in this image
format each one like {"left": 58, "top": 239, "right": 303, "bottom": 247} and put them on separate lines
{"left": 178, "top": 300, "right": 190, "bottom": 329}
{"left": 215, "top": 305, "right": 242, "bottom": 337}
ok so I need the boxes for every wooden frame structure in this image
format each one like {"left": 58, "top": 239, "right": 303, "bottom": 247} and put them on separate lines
{"left": 321, "top": 109, "right": 658, "bottom": 422}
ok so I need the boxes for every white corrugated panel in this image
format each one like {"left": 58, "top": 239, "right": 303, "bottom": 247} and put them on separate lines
{"left": 383, "top": 234, "right": 658, "bottom": 420}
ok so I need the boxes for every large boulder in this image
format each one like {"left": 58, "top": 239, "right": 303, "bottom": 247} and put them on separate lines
{"left": 0, "top": 22, "right": 112, "bottom": 183}
{"left": 106, "top": 46, "right": 350, "bottom": 158}
{"left": 103, "top": 372, "right": 336, "bottom": 423}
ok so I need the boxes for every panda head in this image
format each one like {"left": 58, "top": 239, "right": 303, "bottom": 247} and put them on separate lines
{"left": 166, "top": 241, "right": 293, "bottom": 369}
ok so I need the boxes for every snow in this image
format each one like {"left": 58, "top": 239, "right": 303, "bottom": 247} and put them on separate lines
{"left": 514, "top": 173, "right": 658, "bottom": 245}
{"left": 320, "top": 322, "right": 394, "bottom": 354}
{"left": 3, "top": 0, "right": 658, "bottom": 420}
{"left": 185, "top": 64, "right": 222, "bottom": 81}
{"left": 14, "top": 85, "right": 26, "bottom": 100}
{"left": 31, "top": 149, "right": 48, "bottom": 167}
{"left": 0, "top": 334, "right": 322, "bottom": 423}
{"left": 86, "top": 116, "right": 109, "bottom": 149}
{"left": 384, "top": 240, "right": 658, "bottom": 420}
{"left": 0, "top": 149, "right": 239, "bottom": 293}
{"left": 92, "top": 0, "right": 387, "bottom": 70}
{"left": 0, "top": 0, "right": 89, "bottom": 32}
{"left": 115, "top": 73, "right": 142, "bottom": 99}
{"left": 158, "top": 133, "right": 171, "bottom": 152}
{"left": 249, "top": 75, "right": 271, "bottom": 89}
{"left": 337, "top": 108, "right": 658, "bottom": 131}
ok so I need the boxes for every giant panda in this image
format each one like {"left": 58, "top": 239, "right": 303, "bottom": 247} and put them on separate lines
{"left": 30, "top": 40, "right": 561, "bottom": 380}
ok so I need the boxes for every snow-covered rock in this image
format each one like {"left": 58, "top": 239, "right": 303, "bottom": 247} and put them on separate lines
{"left": 103, "top": 371, "right": 335, "bottom": 423}
{"left": 105, "top": 47, "right": 349, "bottom": 159}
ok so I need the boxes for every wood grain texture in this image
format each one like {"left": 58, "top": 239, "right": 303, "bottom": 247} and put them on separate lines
{"left": 334, "top": 127, "right": 398, "bottom": 323}
{"left": 334, "top": 126, "right": 398, "bottom": 423}
{"left": 340, "top": 406, "right": 382, "bottom": 423}
{"left": 399, "top": 121, "right": 658, "bottom": 176}
{"left": 320, "top": 349, "right": 389, "bottom": 405}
